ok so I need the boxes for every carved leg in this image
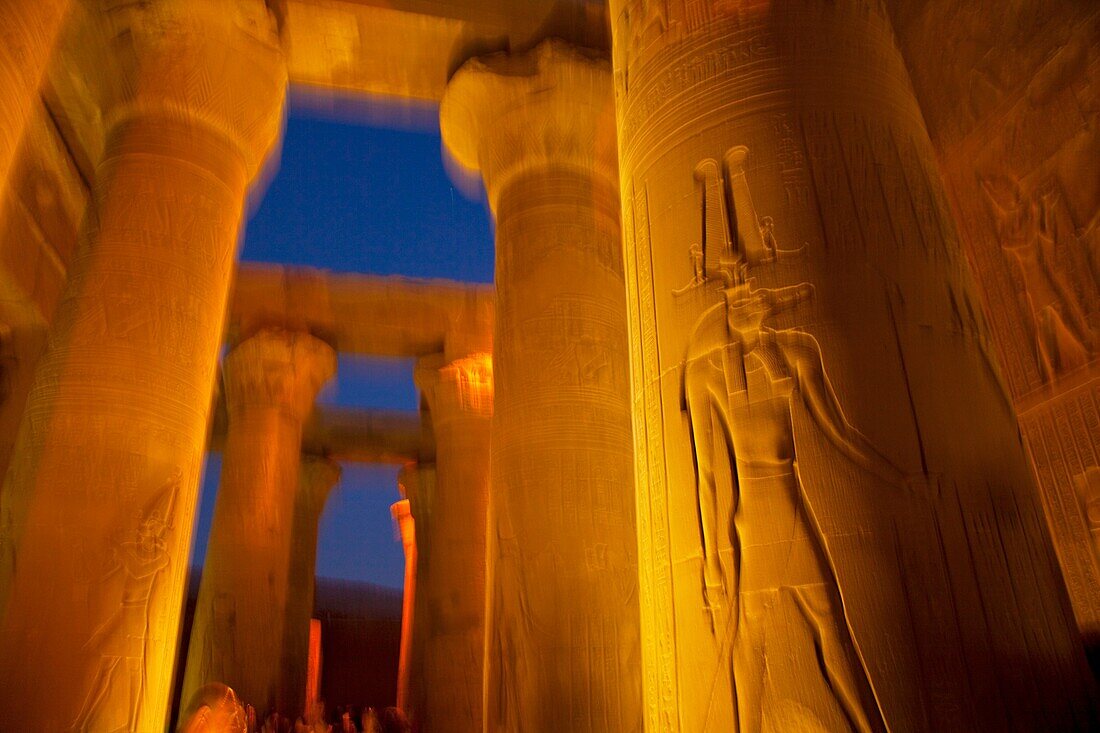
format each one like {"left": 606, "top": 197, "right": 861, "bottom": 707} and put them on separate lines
{"left": 70, "top": 656, "right": 121, "bottom": 732}
{"left": 126, "top": 654, "right": 144, "bottom": 732}
{"left": 685, "top": 355, "right": 729, "bottom": 608}
{"left": 790, "top": 585, "right": 883, "bottom": 733}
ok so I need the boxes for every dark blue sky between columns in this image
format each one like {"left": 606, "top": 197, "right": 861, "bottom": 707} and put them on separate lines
{"left": 189, "top": 99, "right": 494, "bottom": 589}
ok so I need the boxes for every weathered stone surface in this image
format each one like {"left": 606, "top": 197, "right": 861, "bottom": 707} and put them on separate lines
{"left": 441, "top": 39, "right": 642, "bottom": 733}
{"left": 609, "top": 0, "right": 1096, "bottom": 729}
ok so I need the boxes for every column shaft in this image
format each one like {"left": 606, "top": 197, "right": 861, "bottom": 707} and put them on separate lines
{"left": 0, "top": 117, "right": 252, "bottom": 731}
{"left": 281, "top": 456, "right": 341, "bottom": 716}
{"left": 413, "top": 354, "right": 491, "bottom": 733}
{"left": 609, "top": 2, "right": 1096, "bottom": 730}
{"left": 0, "top": 3, "right": 285, "bottom": 726}
{"left": 183, "top": 330, "right": 335, "bottom": 718}
{"left": 493, "top": 168, "right": 639, "bottom": 731}
{"left": 391, "top": 493, "right": 418, "bottom": 714}
{"left": 440, "top": 41, "right": 642, "bottom": 732}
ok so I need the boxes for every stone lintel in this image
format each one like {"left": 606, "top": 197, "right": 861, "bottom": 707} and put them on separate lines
{"left": 284, "top": 0, "right": 609, "bottom": 101}
{"left": 209, "top": 402, "right": 425, "bottom": 464}
{"left": 228, "top": 263, "right": 493, "bottom": 360}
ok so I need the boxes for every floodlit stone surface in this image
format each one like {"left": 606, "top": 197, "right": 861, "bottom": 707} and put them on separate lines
{"left": 609, "top": 0, "right": 1096, "bottom": 730}
{"left": 0, "top": 1, "right": 286, "bottom": 729}
{"left": 410, "top": 353, "right": 492, "bottom": 733}
{"left": 441, "top": 39, "right": 643, "bottom": 732}
{"left": 183, "top": 329, "right": 335, "bottom": 719}
{"left": 0, "top": 0, "right": 1096, "bottom": 729}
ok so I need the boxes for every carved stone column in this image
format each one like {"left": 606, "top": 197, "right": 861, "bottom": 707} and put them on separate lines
{"left": 0, "top": 0, "right": 70, "bottom": 202}
{"left": 0, "top": 2, "right": 286, "bottom": 730}
{"left": 609, "top": 2, "right": 1096, "bottom": 730}
{"left": 411, "top": 352, "right": 492, "bottom": 733}
{"left": 440, "top": 40, "right": 642, "bottom": 732}
{"left": 183, "top": 329, "right": 335, "bottom": 717}
{"left": 281, "top": 456, "right": 341, "bottom": 718}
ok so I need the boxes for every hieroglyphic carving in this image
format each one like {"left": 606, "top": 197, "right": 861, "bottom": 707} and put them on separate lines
{"left": 618, "top": 29, "right": 776, "bottom": 147}
{"left": 71, "top": 469, "right": 179, "bottom": 732}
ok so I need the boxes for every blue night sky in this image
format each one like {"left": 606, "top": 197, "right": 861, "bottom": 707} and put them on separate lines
{"left": 190, "top": 99, "right": 493, "bottom": 589}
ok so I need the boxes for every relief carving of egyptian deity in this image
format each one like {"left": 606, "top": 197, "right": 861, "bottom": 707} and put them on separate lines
{"left": 980, "top": 175, "right": 1092, "bottom": 380}
{"left": 678, "top": 147, "right": 903, "bottom": 731}
{"left": 70, "top": 470, "right": 179, "bottom": 732}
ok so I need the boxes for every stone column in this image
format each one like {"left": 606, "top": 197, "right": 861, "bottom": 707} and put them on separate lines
{"left": 609, "top": 2, "right": 1096, "bottom": 730}
{"left": 0, "top": 2, "right": 286, "bottom": 730}
{"left": 390, "top": 493, "right": 417, "bottom": 714}
{"left": 411, "top": 352, "right": 492, "bottom": 733}
{"left": 281, "top": 456, "right": 341, "bottom": 718}
{"left": 440, "top": 40, "right": 642, "bottom": 732}
{"left": 183, "top": 329, "right": 335, "bottom": 718}
{"left": 0, "top": 0, "right": 70, "bottom": 203}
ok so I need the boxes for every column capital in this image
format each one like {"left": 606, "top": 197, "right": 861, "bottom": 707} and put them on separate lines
{"left": 414, "top": 353, "right": 493, "bottom": 422}
{"left": 439, "top": 39, "right": 617, "bottom": 209}
{"left": 298, "top": 455, "right": 341, "bottom": 514}
{"left": 391, "top": 498, "right": 416, "bottom": 552}
{"left": 95, "top": 0, "right": 288, "bottom": 177}
{"left": 398, "top": 462, "right": 436, "bottom": 531}
{"left": 222, "top": 329, "right": 336, "bottom": 421}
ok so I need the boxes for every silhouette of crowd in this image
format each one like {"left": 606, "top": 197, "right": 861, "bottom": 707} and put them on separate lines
{"left": 177, "top": 684, "right": 412, "bottom": 733}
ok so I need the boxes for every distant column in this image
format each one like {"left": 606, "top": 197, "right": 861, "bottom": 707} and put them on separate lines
{"left": 0, "top": 0, "right": 70, "bottom": 203}
{"left": 440, "top": 40, "right": 642, "bottom": 731}
{"left": 412, "top": 352, "right": 492, "bottom": 733}
{"left": 390, "top": 493, "right": 417, "bottom": 714}
{"left": 0, "top": 2, "right": 287, "bottom": 729}
{"left": 305, "top": 618, "right": 323, "bottom": 716}
{"left": 282, "top": 456, "right": 342, "bottom": 717}
{"left": 184, "top": 329, "right": 336, "bottom": 718}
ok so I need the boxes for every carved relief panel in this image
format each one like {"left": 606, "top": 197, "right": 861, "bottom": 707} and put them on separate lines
{"left": 613, "top": 1, "right": 1096, "bottom": 729}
